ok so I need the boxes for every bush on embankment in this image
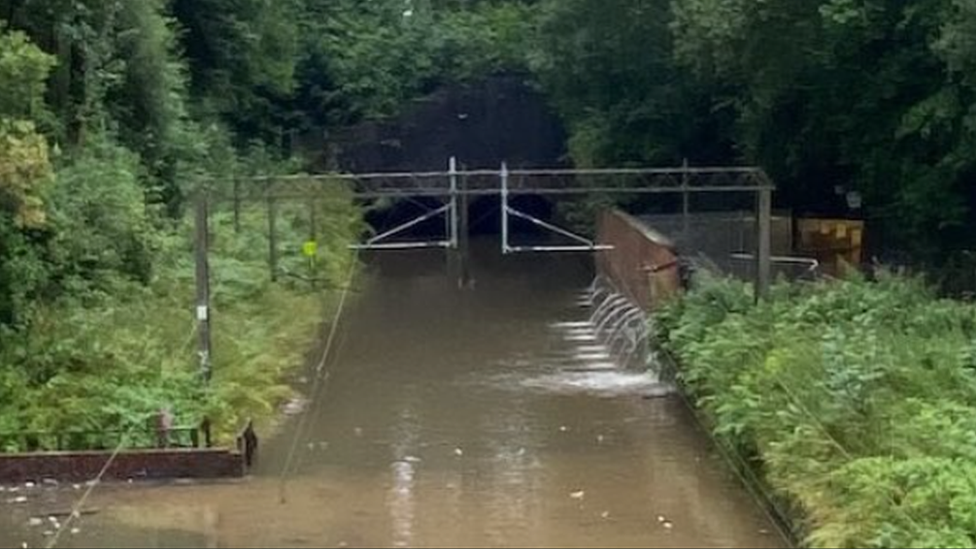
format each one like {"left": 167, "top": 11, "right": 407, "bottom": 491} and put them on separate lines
{"left": 0, "top": 145, "right": 361, "bottom": 449}
{"left": 653, "top": 273, "right": 976, "bottom": 548}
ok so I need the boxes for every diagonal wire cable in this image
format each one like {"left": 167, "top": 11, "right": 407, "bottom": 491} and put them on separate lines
{"left": 277, "top": 251, "right": 360, "bottom": 503}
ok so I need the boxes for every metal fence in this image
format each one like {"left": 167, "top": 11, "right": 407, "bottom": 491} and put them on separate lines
{"left": 638, "top": 211, "right": 821, "bottom": 283}
{"left": 0, "top": 426, "right": 205, "bottom": 454}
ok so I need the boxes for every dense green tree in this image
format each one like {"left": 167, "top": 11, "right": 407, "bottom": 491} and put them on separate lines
{"left": 669, "top": 0, "right": 976, "bottom": 253}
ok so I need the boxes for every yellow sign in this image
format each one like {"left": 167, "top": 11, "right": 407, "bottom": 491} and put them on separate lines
{"left": 302, "top": 241, "right": 318, "bottom": 258}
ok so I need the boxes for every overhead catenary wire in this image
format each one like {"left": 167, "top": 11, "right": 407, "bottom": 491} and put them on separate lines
{"left": 654, "top": 311, "right": 927, "bottom": 546}
{"left": 46, "top": 322, "right": 202, "bottom": 549}
{"left": 44, "top": 425, "right": 138, "bottom": 549}
{"left": 277, "top": 251, "right": 360, "bottom": 504}
{"left": 653, "top": 348, "right": 798, "bottom": 548}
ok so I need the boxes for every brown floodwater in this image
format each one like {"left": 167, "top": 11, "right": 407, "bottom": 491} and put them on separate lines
{"left": 0, "top": 240, "right": 787, "bottom": 549}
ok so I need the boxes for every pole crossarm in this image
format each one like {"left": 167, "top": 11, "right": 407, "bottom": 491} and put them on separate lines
{"left": 200, "top": 166, "right": 774, "bottom": 203}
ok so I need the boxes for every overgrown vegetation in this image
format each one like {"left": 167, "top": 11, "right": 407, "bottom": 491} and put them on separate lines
{"left": 0, "top": 0, "right": 539, "bottom": 444}
{"left": 654, "top": 274, "right": 976, "bottom": 547}
{"left": 528, "top": 0, "right": 976, "bottom": 258}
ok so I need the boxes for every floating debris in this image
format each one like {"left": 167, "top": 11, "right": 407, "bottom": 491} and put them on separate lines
{"left": 759, "top": 528, "right": 771, "bottom": 535}
{"left": 454, "top": 448, "right": 464, "bottom": 457}
{"left": 353, "top": 427, "right": 364, "bottom": 438}
{"left": 24, "top": 482, "right": 35, "bottom": 489}
{"left": 10, "top": 496, "right": 28, "bottom": 504}
{"left": 21, "top": 542, "right": 28, "bottom": 549}
{"left": 517, "top": 448, "right": 526, "bottom": 457}
{"left": 403, "top": 456, "right": 422, "bottom": 464}
{"left": 570, "top": 490, "right": 585, "bottom": 500}
{"left": 559, "top": 426, "right": 569, "bottom": 433}
{"left": 42, "top": 531, "right": 53, "bottom": 537}
{"left": 663, "top": 520, "right": 674, "bottom": 530}
{"left": 596, "top": 435, "right": 605, "bottom": 444}
{"left": 27, "top": 518, "right": 43, "bottom": 527}
{"left": 282, "top": 397, "right": 308, "bottom": 416}
{"left": 42, "top": 479, "right": 58, "bottom": 487}
{"left": 70, "top": 528, "right": 81, "bottom": 535}
{"left": 601, "top": 511, "right": 611, "bottom": 519}
{"left": 72, "top": 484, "right": 82, "bottom": 491}
{"left": 307, "top": 442, "right": 316, "bottom": 451}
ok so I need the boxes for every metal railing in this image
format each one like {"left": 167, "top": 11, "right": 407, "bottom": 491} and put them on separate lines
{"left": 0, "top": 426, "right": 206, "bottom": 454}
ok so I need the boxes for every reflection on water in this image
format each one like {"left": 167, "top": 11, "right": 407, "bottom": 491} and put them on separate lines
{"left": 0, "top": 240, "right": 786, "bottom": 549}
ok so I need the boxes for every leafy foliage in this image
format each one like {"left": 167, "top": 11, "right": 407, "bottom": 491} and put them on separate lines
{"left": 655, "top": 275, "right": 976, "bottom": 547}
{"left": 0, "top": 18, "right": 364, "bottom": 446}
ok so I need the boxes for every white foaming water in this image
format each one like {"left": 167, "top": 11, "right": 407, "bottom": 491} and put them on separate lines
{"left": 572, "top": 352, "right": 612, "bottom": 361}
{"left": 574, "top": 345, "right": 608, "bottom": 353}
{"left": 520, "top": 371, "right": 672, "bottom": 397}
{"left": 550, "top": 321, "right": 593, "bottom": 329}
{"left": 563, "top": 334, "right": 599, "bottom": 342}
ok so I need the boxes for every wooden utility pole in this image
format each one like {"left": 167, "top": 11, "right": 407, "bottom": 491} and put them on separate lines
{"left": 308, "top": 195, "right": 318, "bottom": 289}
{"left": 233, "top": 178, "right": 241, "bottom": 233}
{"left": 756, "top": 186, "right": 773, "bottom": 300}
{"left": 459, "top": 169, "right": 471, "bottom": 288}
{"left": 267, "top": 182, "right": 279, "bottom": 282}
{"left": 681, "top": 158, "right": 691, "bottom": 242}
{"left": 194, "top": 192, "right": 213, "bottom": 383}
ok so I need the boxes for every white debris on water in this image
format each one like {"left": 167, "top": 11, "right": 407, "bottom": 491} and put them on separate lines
{"left": 10, "top": 496, "right": 28, "bottom": 504}
{"left": 601, "top": 511, "right": 611, "bottom": 519}
{"left": 559, "top": 426, "right": 569, "bottom": 433}
{"left": 454, "top": 448, "right": 464, "bottom": 457}
{"left": 70, "top": 528, "right": 81, "bottom": 535}
{"left": 282, "top": 397, "right": 308, "bottom": 416}
{"left": 27, "top": 518, "right": 42, "bottom": 527}
{"left": 570, "top": 490, "right": 585, "bottom": 500}
{"left": 24, "top": 482, "right": 34, "bottom": 489}
{"left": 403, "top": 456, "right": 422, "bottom": 464}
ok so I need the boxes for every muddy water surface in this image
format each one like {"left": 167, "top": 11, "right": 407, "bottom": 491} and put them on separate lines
{"left": 0, "top": 241, "right": 785, "bottom": 548}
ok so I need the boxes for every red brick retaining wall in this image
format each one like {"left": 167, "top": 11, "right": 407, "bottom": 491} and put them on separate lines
{"left": 596, "top": 210, "right": 681, "bottom": 311}
{"left": 0, "top": 449, "right": 244, "bottom": 483}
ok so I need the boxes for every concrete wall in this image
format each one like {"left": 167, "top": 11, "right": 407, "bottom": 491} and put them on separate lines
{"left": 596, "top": 210, "right": 681, "bottom": 311}
{"left": 0, "top": 449, "right": 244, "bottom": 483}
